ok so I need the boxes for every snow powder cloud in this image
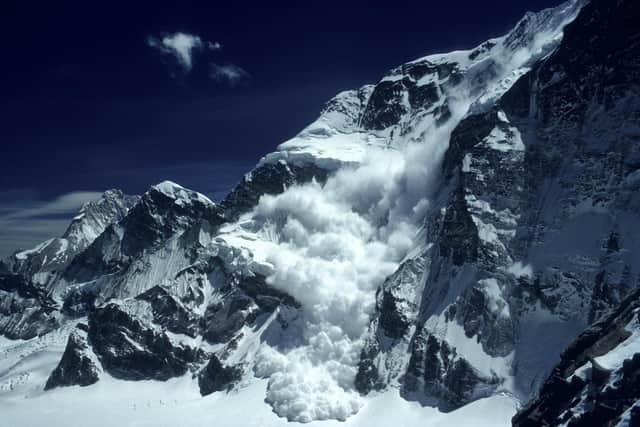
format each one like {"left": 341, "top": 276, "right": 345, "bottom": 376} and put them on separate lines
{"left": 235, "top": 129, "right": 460, "bottom": 421}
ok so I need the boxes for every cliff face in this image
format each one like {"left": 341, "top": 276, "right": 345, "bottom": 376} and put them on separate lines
{"left": 512, "top": 289, "right": 640, "bottom": 426}
{"left": 358, "top": 0, "right": 640, "bottom": 411}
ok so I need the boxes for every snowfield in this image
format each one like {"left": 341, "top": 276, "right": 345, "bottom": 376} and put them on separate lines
{"left": 0, "top": 332, "right": 517, "bottom": 427}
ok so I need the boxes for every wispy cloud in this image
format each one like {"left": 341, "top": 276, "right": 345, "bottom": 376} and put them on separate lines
{"left": 209, "top": 63, "right": 251, "bottom": 87}
{"left": 147, "top": 32, "right": 221, "bottom": 73}
{"left": 0, "top": 190, "right": 102, "bottom": 258}
{"left": 207, "top": 41, "right": 223, "bottom": 51}
{"left": 147, "top": 32, "right": 250, "bottom": 87}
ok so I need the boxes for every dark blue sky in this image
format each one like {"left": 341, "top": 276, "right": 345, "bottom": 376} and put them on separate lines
{"left": 0, "top": 0, "right": 561, "bottom": 254}
{"left": 1, "top": 0, "right": 562, "bottom": 197}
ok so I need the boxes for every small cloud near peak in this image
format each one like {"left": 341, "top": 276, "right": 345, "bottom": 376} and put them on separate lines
{"left": 209, "top": 63, "right": 251, "bottom": 87}
{"left": 207, "top": 41, "right": 223, "bottom": 51}
{"left": 147, "top": 32, "right": 222, "bottom": 72}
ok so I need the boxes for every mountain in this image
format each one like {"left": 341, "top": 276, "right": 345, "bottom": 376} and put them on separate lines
{"left": 1, "top": 0, "right": 639, "bottom": 425}
{"left": 513, "top": 288, "right": 640, "bottom": 426}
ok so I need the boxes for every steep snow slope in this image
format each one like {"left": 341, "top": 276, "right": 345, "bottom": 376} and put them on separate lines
{"left": 2, "top": 0, "right": 639, "bottom": 425}
{"left": 513, "top": 288, "right": 640, "bottom": 426}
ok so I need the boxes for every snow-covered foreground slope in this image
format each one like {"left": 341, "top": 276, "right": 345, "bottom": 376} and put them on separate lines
{"left": 0, "top": 332, "right": 516, "bottom": 427}
{"left": 2, "top": 0, "right": 640, "bottom": 425}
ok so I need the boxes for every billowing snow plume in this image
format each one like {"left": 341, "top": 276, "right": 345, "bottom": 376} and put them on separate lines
{"left": 250, "top": 150, "right": 440, "bottom": 421}
{"left": 219, "top": 105, "right": 468, "bottom": 421}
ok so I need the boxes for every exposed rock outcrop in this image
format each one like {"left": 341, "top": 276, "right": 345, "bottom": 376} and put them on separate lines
{"left": 44, "top": 328, "right": 99, "bottom": 390}
{"left": 197, "top": 355, "right": 242, "bottom": 396}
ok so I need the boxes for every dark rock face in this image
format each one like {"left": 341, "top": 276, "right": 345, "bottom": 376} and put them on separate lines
{"left": 197, "top": 355, "right": 242, "bottom": 396}
{"left": 136, "top": 286, "right": 201, "bottom": 338}
{"left": 44, "top": 329, "right": 99, "bottom": 390}
{"left": 203, "top": 272, "right": 299, "bottom": 344}
{"left": 88, "top": 303, "right": 202, "bottom": 381}
{"left": 404, "top": 330, "right": 500, "bottom": 411}
{"left": 513, "top": 289, "right": 640, "bottom": 427}
{"left": 453, "top": 284, "right": 515, "bottom": 358}
{"left": 0, "top": 274, "right": 59, "bottom": 339}
{"left": 355, "top": 252, "right": 427, "bottom": 395}
{"left": 589, "top": 231, "right": 633, "bottom": 323}
{"left": 203, "top": 289, "right": 258, "bottom": 344}
{"left": 360, "top": 80, "right": 410, "bottom": 130}
{"left": 220, "top": 161, "right": 329, "bottom": 220}
{"left": 62, "top": 227, "right": 125, "bottom": 283}
{"left": 438, "top": 187, "right": 479, "bottom": 266}
{"left": 0, "top": 273, "right": 55, "bottom": 305}
{"left": 442, "top": 110, "right": 500, "bottom": 179}
{"left": 534, "top": 0, "right": 639, "bottom": 127}
{"left": 377, "top": 289, "right": 411, "bottom": 340}
{"left": 354, "top": 339, "right": 383, "bottom": 395}
{"left": 119, "top": 187, "right": 224, "bottom": 259}
{"left": 62, "top": 288, "right": 97, "bottom": 318}
{"left": 360, "top": 63, "right": 458, "bottom": 131}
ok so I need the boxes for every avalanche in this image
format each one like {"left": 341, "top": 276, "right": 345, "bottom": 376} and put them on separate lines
{"left": 197, "top": 0, "right": 583, "bottom": 420}
{"left": 6, "top": 0, "right": 631, "bottom": 425}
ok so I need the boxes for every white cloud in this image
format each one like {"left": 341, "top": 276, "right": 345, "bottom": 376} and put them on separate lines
{"left": 147, "top": 32, "right": 222, "bottom": 72}
{"left": 209, "top": 63, "right": 250, "bottom": 87}
{"left": 207, "top": 41, "right": 223, "bottom": 51}
{"left": 146, "top": 32, "right": 249, "bottom": 85}
{"left": 0, "top": 190, "right": 102, "bottom": 258}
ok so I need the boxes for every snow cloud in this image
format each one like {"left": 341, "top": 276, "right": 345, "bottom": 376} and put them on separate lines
{"left": 233, "top": 132, "right": 458, "bottom": 421}
{"left": 213, "top": 81, "right": 476, "bottom": 422}
{"left": 209, "top": 63, "right": 251, "bottom": 87}
{"left": 147, "top": 32, "right": 221, "bottom": 72}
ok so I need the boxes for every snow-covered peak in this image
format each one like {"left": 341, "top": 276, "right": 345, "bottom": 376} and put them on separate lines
{"left": 63, "top": 189, "right": 138, "bottom": 245}
{"left": 258, "top": 85, "right": 378, "bottom": 170}
{"left": 150, "top": 180, "right": 215, "bottom": 206}
{"left": 404, "top": 0, "right": 583, "bottom": 71}
{"left": 257, "top": 0, "right": 582, "bottom": 174}
{"left": 5, "top": 189, "right": 138, "bottom": 282}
